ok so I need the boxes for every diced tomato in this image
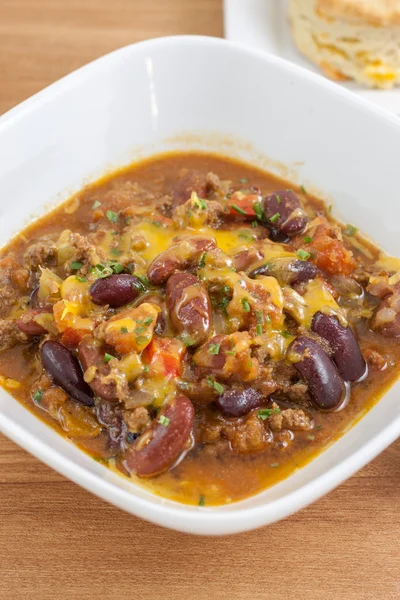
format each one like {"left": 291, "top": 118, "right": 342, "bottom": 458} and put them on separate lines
{"left": 60, "top": 327, "right": 89, "bottom": 348}
{"left": 143, "top": 337, "right": 186, "bottom": 379}
{"left": 228, "top": 193, "right": 259, "bottom": 217}
{"left": 309, "top": 234, "right": 356, "bottom": 276}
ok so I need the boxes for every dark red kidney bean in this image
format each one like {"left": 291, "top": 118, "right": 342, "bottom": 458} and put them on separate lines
{"left": 41, "top": 340, "right": 94, "bottom": 406}
{"left": 78, "top": 337, "right": 117, "bottom": 401}
{"left": 262, "top": 190, "right": 308, "bottom": 237}
{"left": 215, "top": 388, "right": 267, "bottom": 417}
{"left": 171, "top": 171, "right": 207, "bottom": 207}
{"left": 269, "top": 228, "right": 290, "bottom": 244}
{"left": 166, "top": 272, "right": 212, "bottom": 346}
{"left": 311, "top": 312, "right": 366, "bottom": 381}
{"left": 249, "top": 258, "right": 317, "bottom": 285}
{"left": 16, "top": 306, "right": 53, "bottom": 335}
{"left": 148, "top": 236, "right": 217, "bottom": 286}
{"left": 287, "top": 336, "right": 344, "bottom": 410}
{"left": 233, "top": 248, "right": 264, "bottom": 272}
{"left": 89, "top": 274, "right": 143, "bottom": 307}
{"left": 123, "top": 395, "right": 194, "bottom": 477}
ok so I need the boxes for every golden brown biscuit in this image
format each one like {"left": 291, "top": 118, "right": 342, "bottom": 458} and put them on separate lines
{"left": 289, "top": 0, "right": 400, "bottom": 88}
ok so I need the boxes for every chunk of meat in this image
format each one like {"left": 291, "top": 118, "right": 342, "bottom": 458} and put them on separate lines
{"left": 364, "top": 348, "right": 387, "bottom": 371}
{"left": 61, "top": 231, "right": 107, "bottom": 275}
{"left": 193, "top": 332, "right": 259, "bottom": 382}
{"left": 370, "top": 286, "right": 400, "bottom": 338}
{"left": 124, "top": 406, "right": 151, "bottom": 433}
{"left": 0, "top": 256, "right": 29, "bottom": 311}
{"left": 268, "top": 406, "right": 313, "bottom": 432}
{"left": 0, "top": 319, "right": 27, "bottom": 351}
{"left": 200, "top": 411, "right": 271, "bottom": 453}
{"left": 171, "top": 170, "right": 208, "bottom": 207}
{"left": 24, "top": 237, "right": 57, "bottom": 269}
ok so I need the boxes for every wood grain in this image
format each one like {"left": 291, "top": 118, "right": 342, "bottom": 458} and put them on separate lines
{"left": 0, "top": 1, "right": 399, "bottom": 599}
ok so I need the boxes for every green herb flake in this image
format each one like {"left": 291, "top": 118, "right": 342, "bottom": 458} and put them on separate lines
{"left": 143, "top": 317, "right": 154, "bottom": 326}
{"left": 104, "top": 353, "right": 115, "bottom": 363}
{"left": 195, "top": 198, "right": 207, "bottom": 210}
{"left": 300, "top": 184, "right": 307, "bottom": 195}
{"left": 120, "top": 327, "right": 129, "bottom": 334}
{"left": 276, "top": 194, "right": 281, "bottom": 204}
{"left": 136, "top": 274, "right": 149, "bottom": 287}
{"left": 206, "top": 376, "right": 224, "bottom": 394}
{"left": 258, "top": 408, "right": 281, "bottom": 420}
{"left": 106, "top": 210, "right": 119, "bottom": 223}
{"left": 158, "top": 415, "right": 170, "bottom": 427}
{"left": 199, "top": 495, "right": 206, "bottom": 506}
{"left": 225, "top": 350, "right": 236, "bottom": 356}
{"left": 219, "top": 297, "right": 230, "bottom": 311}
{"left": 269, "top": 212, "right": 280, "bottom": 223}
{"left": 208, "top": 343, "right": 220, "bottom": 355}
{"left": 344, "top": 224, "right": 357, "bottom": 237}
{"left": 134, "top": 325, "right": 147, "bottom": 335}
{"left": 251, "top": 220, "right": 258, "bottom": 228}
{"left": 112, "top": 263, "right": 124, "bottom": 274}
{"left": 110, "top": 247, "right": 122, "bottom": 257}
{"left": 70, "top": 261, "right": 83, "bottom": 270}
{"left": 307, "top": 434, "right": 315, "bottom": 441}
{"left": 231, "top": 203, "right": 248, "bottom": 216}
{"left": 239, "top": 177, "right": 248, "bottom": 184}
{"left": 254, "top": 202, "right": 264, "bottom": 221}
{"left": 281, "top": 330, "right": 292, "bottom": 339}
{"left": 256, "top": 324, "right": 263, "bottom": 336}
{"left": 32, "top": 389, "right": 43, "bottom": 403}
{"left": 270, "top": 462, "right": 279, "bottom": 468}
{"left": 328, "top": 204, "right": 333, "bottom": 213}
{"left": 303, "top": 236, "right": 313, "bottom": 244}
{"left": 297, "top": 249, "right": 311, "bottom": 261}
{"left": 143, "top": 365, "right": 149, "bottom": 374}
{"left": 315, "top": 425, "right": 323, "bottom": 430}
{"left": 92, "top": 200, "right": 101, "bottom": 210}
{"left": 75, "top": 276, "right": 87, "bottom": 283}
{"left": 241, "top": 298, "right": 251, "bottom": 313}
{"left": 198, "top": 252, "right": 207, "bottom": 268}
{"left": 136, "top": 335, "right": 149, "bottom": 345}
{"left": 255, "top": 310, "right": 264, "bottom": 325}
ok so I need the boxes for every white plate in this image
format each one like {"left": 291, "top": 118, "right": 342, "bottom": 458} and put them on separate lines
{"left": 0, "top": 36, "right": 400, "bottom": 535}
{"left": 224, "top": 0, "right": 400, "bottom": 114}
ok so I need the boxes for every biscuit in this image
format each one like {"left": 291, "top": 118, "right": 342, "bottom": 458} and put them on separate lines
{"left": 288, "top": 0, "right": 400, "bottom": 88}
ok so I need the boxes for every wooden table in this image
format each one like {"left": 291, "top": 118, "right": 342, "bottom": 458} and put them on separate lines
{"left": 0, "top": 2, "right": 399, "bottom": 598}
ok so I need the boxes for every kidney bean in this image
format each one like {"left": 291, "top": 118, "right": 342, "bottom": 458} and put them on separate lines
{"left": 123, "top": 395, "right": 194, "bottom": 477}
{"left": 233, "top": 248, "right": 264, "bottom": 272}
{"left": 287, "top": 336, "right": 344, "bottom": 410}
{"left": 78, "top": 337, "right": 117, "bottom": 401}
{"left": 262, "top": 190, "right": 308, "bottom": 237}
{"left": 41, "top": 340, "right": 94, "bottom": 406}
{"left": 166, "top": 272, "right": 212, "bottom": 347}
{"left": 215, "top": 388, "right": 267, "bottom": 417}
{"left": 249, "top": 258, "right": 317, "bottom": 285}
{"left": 311, "top": 312, "right": 366, "bottom": 381}
{"left": 16, "top": 306, "right": 53, "bottom": 336}
{"left": 148, "top": 236, "right": 217, "bottom": 286}
{"left": 89, "top": 274, "right": 143, "bottom": 307}
{"left": 171, "top": 171, "right": 207, "bottom": 207}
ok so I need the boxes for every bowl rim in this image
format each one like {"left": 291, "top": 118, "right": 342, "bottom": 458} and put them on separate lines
{"left": 0, "top": 34, "right": 399, "bottom": 535}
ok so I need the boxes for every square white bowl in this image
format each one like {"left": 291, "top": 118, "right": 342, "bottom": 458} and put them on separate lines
{"left": 0, "top": 36, "right": 399, "bottom": 535}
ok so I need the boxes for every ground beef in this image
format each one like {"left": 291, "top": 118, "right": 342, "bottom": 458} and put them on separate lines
{"left": 0, "top": 319, "right": 27, "bottom": 351}
{"left": 205, "top": 171, "right": 221, "bottom": 192}
{"left": 364, "top": 348, "right": 388, "bottom": 371}
{"left": 24, "top": 237, "right": 57, "bottom": 269}
{"left": 124, "top": 407, "right": 151, "bottom": 433}
{"left": 0, "top": 256, "right": 29, "bottom": 311}
{"left": 268, "top": 404, "right": 313, "bottom": 432}
{"left": 65, "top": 232, "right": 106, "bottom": 275}
{"left": 199, "top": 411, "right": 271, "bottom": 453}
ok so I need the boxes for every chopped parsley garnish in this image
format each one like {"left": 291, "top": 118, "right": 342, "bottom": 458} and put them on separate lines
{"left": 134, "top": 325, "right": 147, "bottom": 335}
{"left": 239, "top": 232, "right": 255, "bottom": 241}
{"left": 297, "top": 249, "right": 311, "bottom": 260}
{"left": 195, "top": 197, "right": 207, "bottom": 210}
{"left": 344, "top": 224, "right": 357, "bottom": 237}
{"left": 110, "top": 247, "right": 122, "bottom": 257}
{"left": 120, "top": 327, "right": 129, "bottom": 334}
{"left": 198, "top": 252, "right": 207, "bottom": 268}
{"left": 300, "top": 184, "right": 307, "bottom": 195}
{"left": 239, "top": 177, "right": 248, "bottom": 184}
{"left": 76, "top": 276, "right": 87, "bottom": 283}
{"left": 92, "top": 200, "right": 101, "bottom": 210}
{"left": 219, "top": 297, "right": 230, "bottom": 311}
{"left": 281, "top": 330, "right": 291, "bottom": 339}
{"left": 143, "top": 316, "right": 154, "bottom": 326}
{"left": 32, "top": 389, "right": 43, "bottom": 403}
{"left": 91, "top": 261, "right": 124, "bottom": 278}
{"left": 241, "top": 298, "right": 251, "bottom": 312}
{"left": 106, "top": 210, "right": 119, "bottom": 223}
{"left": 254, "top": 202, "right": 263, "bottom": 221}
{"left": 231, "top": 203, "right": 248, "bottom": 215}
{"left": 258, "top": 408, "right": 281, "bottom": 420}
{"left": 136, "top": 335, "right": 149, "bottom": 345}
{"left": 158, "top": 415, "right": 170, "bottom": 427}
{"left": 269, "top": 212, "right": 280, "bottom": 223}
{"left": 307, "top": 434, "right": 315, "bottom": 440}
{"left": 112, "top": 262, "right": 124, "bottom": 274}
{"left": 328, "top": 204, "right": 332, "bottom": 213}
{"left": 315, "top": 425, "right": 323, "bottom": 430}
{"left": 206, "top": 376, "right": 224, "bottom": 394}
{"left": 70, "top": 261, "right": 83, "bottom": 270}
{"left": 135, "top": 274, "right": 149, "bottom": 288}
{"left": 151, "top": 219, "right": 162, "bottom": 227}
{"left": 199, "top": 495, "right": 205, "bottom": 506}
{"left": 208, "top": 343, "right": 220, "bottom": 355}
{"left": 303, "top": 236, "right": 313, "bottom": 243}
{"left": 225, "top": 350, "right": 236, "bottom": 356}
{"left": 256, "top": 324, "right": 263, "bottom": 336}
{"left": 251, "top": 221, "right": 258, "bottom": 228}
{"left": 143, "top": 365, "right": 149, "bottom": 374}
{"left": 270, "top": 462, "right": 279, "bottom": 468}
{"left": 276, "top": 194, "right": 281, "bottom": 204}
{"left": 104, "top": 353, "right": 115, "bottom": 363}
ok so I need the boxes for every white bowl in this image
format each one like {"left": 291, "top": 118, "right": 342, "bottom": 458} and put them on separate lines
{"left": 0, "top": 36, "right": 399, "bottom": 535}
